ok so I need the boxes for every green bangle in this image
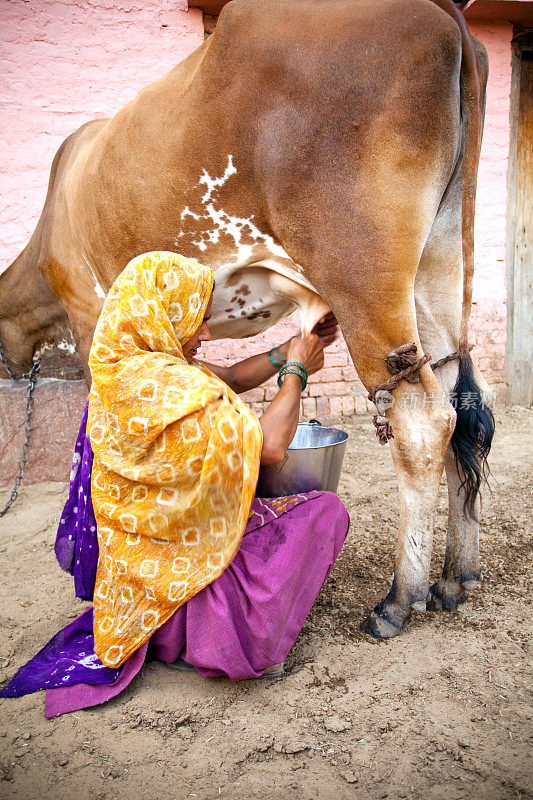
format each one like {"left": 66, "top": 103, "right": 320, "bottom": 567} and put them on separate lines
{"left": 268, "top": 345, "right": 287, "bottom": 368}
{"left": 282, "top": 361, "right": 308, "bottom": 385}
{"left": 277, "top": 361, "right": 308, "bottom": 391}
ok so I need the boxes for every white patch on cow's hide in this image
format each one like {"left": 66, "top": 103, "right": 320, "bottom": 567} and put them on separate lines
{"left": 178, "top": 156, "right": 330, "bottom": 339}
{"left": 180, "top": 206, "right": 201, "bottom": 221}
{"left": 32, "top": 340, "right": 54, "bottom": 360}
{"left": 180, "top": 156, "right": 300, "bottom": 267}
{"left": 82, "top": 253, "right": 106, "bottom": 299}
{"left": 33, "top": 337, "right": 76, "bottom": 359}
{"left": 199, "top": 155, "right": 237, "bottom": 203}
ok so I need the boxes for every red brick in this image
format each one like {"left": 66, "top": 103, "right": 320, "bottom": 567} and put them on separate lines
{"left": 264, "top": 385, "right": 278, "bottom": 401}
{"left": 308, "top": 367, "right": 343, "bottom": 383}
{"left": 366, "top": 398, "right": 376, "bottom": 413}
{"left": 242, "top": 387, "right": 265, "bottom": 402}
{"left": 0, "top": 379, "right": 87, "bottom": 486}
{"left": 342, "top": 396, "right": 355, "bottom": 417}
{"left": 354, "top": 395, "right": 367, "bottom": 415}
{"left": 302, "top": 397, "right": 316, "bottom": 418}
{"left": 324, "top": 353, "right": 348, "bottom": 368}
{"left": 329, "top": 396, "right": 343, "bottom": 417}
{"left": 342, "top": 366, "right": 358, "bottom": 381}
{"left": 316, "top": 396, "right": 330, "bottom": 419}
{"left": 309, "top": 381, "right": 351, "bottom": 397}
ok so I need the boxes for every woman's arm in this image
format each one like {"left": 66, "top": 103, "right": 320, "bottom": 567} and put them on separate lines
{"left": 259, "top": 372, "right": 302, "bottom": 463}
{"left": 259, "top": 334, "right": 326, "bottom": 464}
{"left": 200, "top": 340, "right": 291, "bottom": 394}
{"left": 198, "top": 312, "right": 339, "bottom": 394}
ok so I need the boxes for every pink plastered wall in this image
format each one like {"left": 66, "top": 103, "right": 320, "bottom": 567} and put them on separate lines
{"left": 0, "top": 0, "right": 204, "bottom": 267}
{"left": 467, "top": 20, "right": 512, "bottom": 396}
{"left": 0, "top": 5, "right": 511, "bottom": 418}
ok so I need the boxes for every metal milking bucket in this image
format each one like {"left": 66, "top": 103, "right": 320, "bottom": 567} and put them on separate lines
{"left": 256, "top": 420, "right": 349, "bottom": 498}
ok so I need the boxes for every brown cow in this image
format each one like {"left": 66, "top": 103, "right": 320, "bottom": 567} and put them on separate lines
{"left": 0, "top": 0, "right": 494, "bottom": 638}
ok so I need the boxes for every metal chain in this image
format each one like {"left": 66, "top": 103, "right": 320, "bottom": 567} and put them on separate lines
{"left": 0, "top": 341, "right": 41, "bottom": 517}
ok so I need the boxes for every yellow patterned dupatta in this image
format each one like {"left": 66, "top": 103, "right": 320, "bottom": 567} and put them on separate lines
{"left": 87, "top": 252, "right": 263, "bottom": 667}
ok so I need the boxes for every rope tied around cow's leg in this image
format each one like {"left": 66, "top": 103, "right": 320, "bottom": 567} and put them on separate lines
{"left": 385, "top": 342, "right": 426, "bottom": 382}
{"left": 368, "top": 343, "right": 432, "bottom": 445}
{"left": 372, "top": 389, "right": 395, "bottom": 444}
{"left": 368, "top": 344, "right": 432, "bottom": 403}
{"left": 367, "top": 342, "right": 471, "bottom": 445}
{"left": 430, "top": 343, "right": 474, "bottom": 371}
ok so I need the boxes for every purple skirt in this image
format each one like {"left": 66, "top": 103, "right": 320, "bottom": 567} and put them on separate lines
{"left": 0, "top": 407, "right": 350, "bottom": 717}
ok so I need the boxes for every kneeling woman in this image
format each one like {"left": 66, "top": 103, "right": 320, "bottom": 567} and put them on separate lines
{"left": 1, "top": 252, "right": 349, "bottom": 717}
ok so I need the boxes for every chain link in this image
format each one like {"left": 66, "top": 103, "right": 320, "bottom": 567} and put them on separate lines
{"left": 0, "top": 341, "right": 41, "bottom": 517}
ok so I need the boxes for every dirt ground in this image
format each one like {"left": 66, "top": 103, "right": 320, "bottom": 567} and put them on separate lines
{"left": 0, "top": 406, "right": 531, "bottom": 800}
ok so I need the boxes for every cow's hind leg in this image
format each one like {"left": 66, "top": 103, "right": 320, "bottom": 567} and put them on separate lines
{"left": 428, "top": 445, "right": 482, "bottom": 611}
{"left": 412, "top": 159, "right": 495, "bottom": 615}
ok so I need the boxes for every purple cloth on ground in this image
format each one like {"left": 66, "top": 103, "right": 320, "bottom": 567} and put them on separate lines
{"left": 1, "top": 492, "right": 349, "bottom": 715}
{"left": 44, "top": 490, "right": 348, "bottom": 718}
{"left": 1, "top": 409, "right": 350, "bottom": 716}
{"left": 54, "top": 401, "right": 98, "bottom": 601}
{"left": 0, "top": 607, "right": 120, "bottom": 697}
{"left": 45, "top": 638, "right": 148, "bottom": 719}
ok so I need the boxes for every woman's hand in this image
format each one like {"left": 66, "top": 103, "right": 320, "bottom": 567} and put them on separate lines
{"left": 311, "top": 311, "right": 340, "bottom": 346}
{"left": 287, "top": 333, "right": 324, "bottom": 376}
{"left": 277, "top": 313, "right": 339, "bottom": 360}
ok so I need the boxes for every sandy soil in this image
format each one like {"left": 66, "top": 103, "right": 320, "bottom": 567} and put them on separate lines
{"left": 0, "top": 407, "right": 531, "bottom": 800}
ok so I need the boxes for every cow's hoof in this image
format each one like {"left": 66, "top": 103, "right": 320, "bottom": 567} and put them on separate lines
{"left": 426, "top": 582, "right": 468, "bottom": 612}
{"left": 427, "top": 573, "right": 482, "bottom": 612}
{"left": 361, "top": 602, "right": 409, "bottom": 639}
{"left": 461, "top": 571, "right": 483, "bottom": 592}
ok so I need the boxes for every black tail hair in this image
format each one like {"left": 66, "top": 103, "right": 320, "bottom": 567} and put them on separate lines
{"left": 450, "top": 353, "right": 495, "bottom": 517}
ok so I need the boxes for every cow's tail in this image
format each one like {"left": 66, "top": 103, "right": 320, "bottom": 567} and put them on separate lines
{"left": 451, "top": 1, "right": 494, "bottom": 516}
{"left": 450, "top": 352, "right": 495, "bottom": 517}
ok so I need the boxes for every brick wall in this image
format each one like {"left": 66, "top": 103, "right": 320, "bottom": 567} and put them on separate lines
{"left": 467, "top": 20, "right": 513, "bottom": 400}
{"left": 0, "top": 5, "right": 512, "bottom": 417}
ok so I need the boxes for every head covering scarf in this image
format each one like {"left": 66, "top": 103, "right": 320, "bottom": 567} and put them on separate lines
{"left": 87, "top": 252, "right": 263, "bottom": 667}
